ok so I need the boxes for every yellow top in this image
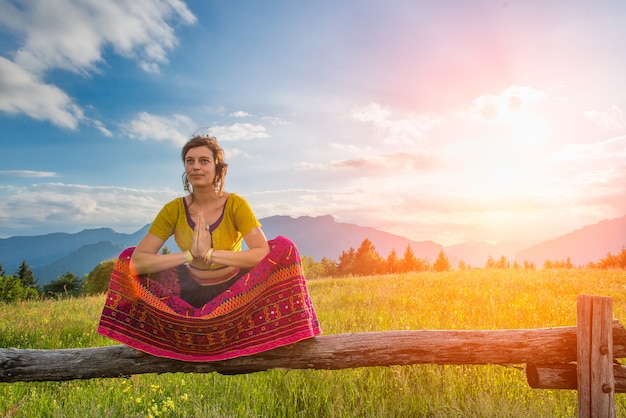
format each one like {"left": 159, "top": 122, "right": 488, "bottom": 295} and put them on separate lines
{"left": 148, "top": 193, "right": 261, "bottom": 253}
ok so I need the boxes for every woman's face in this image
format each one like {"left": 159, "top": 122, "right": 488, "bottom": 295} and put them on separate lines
{"left": 184, "top": 146, "right": 217, "bottom": 189}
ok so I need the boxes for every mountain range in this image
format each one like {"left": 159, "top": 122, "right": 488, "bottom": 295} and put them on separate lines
{"left": 0, "top": 214, "right": 624, "bottom": 285}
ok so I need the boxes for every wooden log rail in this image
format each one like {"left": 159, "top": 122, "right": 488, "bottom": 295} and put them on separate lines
{"left": 1, "top": 295, "right": 624, "bottom": 417}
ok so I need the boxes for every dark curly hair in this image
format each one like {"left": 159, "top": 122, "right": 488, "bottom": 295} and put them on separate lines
{"left": 181, "top": 135, "right": 228, "bottom": 197}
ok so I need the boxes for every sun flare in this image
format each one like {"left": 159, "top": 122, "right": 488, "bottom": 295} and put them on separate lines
{"left": 463, "top": 86, "right": 552, "bottom": 198}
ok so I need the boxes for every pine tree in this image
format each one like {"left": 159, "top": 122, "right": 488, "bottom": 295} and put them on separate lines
{"left": 402, "top": 244, "right": 417, "bottom": 272}
{"left": 16, "top": 260, "right": 38, "bottom": 288}
{"left": 353, "top": 238, "right": 383, "bottom": 275}
{"left": 386, "top": 249, "right": 400, "bottom": 274}
{"left": 337, "top": 247, "right": 356, "bottom": 276}
{"left": 319, "top": 257, "right": 338, "bottom": 277}
{"left": 495, "top": 255, "right": 509, "bottom": 268}
{"left": 618, "top": 247, "right": 626, "bottom": 269}
{"left": 433, "top": 250, "right": 451, "bottom": 272}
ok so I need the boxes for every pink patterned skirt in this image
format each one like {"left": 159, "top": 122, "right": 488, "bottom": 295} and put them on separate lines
{"left": 97, "top": 236, "right": 321, "bottom": 361}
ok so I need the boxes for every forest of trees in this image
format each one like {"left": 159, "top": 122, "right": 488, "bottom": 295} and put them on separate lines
{"left": 301, "top": 241, "right": 626, "bottom": 278}
{"left": 0, "top": 259, "right": 112, "bottom": 303}
{"left": 1, "top": 241, "right": 625, "bottom": 303}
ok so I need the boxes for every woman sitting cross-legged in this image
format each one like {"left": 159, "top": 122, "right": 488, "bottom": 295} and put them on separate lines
{"left": 97, "top": 134, "right": 321, "bottom": 361}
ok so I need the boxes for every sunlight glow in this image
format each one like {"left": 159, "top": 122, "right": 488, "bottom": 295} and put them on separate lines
{"left": 462, "top": 86, "right": 551, "bottom": 199}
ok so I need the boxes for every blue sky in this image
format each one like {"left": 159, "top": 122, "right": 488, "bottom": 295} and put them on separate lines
{"left": 1, "top": 0, "right": 625, "bottom": 246}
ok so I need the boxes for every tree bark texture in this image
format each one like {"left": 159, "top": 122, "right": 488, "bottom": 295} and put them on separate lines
{"left": 527, "top": 363, "right": 626, "bottom": 392}
{"left": 2, "top": 323, "right": 626, "bottom": 383}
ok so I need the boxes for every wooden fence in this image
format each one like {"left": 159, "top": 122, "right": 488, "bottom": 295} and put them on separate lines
{"left": 1, "top": 295, "right": 625, "bottom": 417}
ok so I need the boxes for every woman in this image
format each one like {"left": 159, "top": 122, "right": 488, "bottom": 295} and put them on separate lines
{"left": 97, "top": 135, "right": 321, "bottom": 361}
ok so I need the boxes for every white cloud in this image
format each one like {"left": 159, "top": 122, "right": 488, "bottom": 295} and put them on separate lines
{"left": 0, "top": 0, "right": 195, "bottom": 127}
{"left": 224, "top": 147, "right": 251, "bottom": 159}
{"left": 295, "top": 152, "right": 434, "bottom": 172}
{"left": 584, "top": 105, "right": 626, "bottom": 131}
{"left": 139, "top": 61, "right": 162, "bottom": 74}
{"left": 330, "top": 142, "right": 373, "bottom": 153}
{"left": 230, "top": 111, "right": 249, "bottom": 118}
{"left": 350, "top": 102, "right": 440, "bottom": 146}
{"left": 209, "top": 123, "right": 270, "bottom": 141}
{"left": 7, "top": 0, "right": 196, "bottom": 75}
{"left": 0, "top": 182, "right": 179, "bottom": 233}
{"left": 553, "top": 135, "right": 626, "bottom": 162}
{"left": 93, "top": 119, "right": 113, "bottom": 137}
{"left": 466, "top": 85, "right": 546, "bottom": 124}
{"left": 0, "top": 57, "right": 84, "bottom": 129}
{"left": 120, "top": 113, "right": 271, "bottom": 145}
{"left": 351, "top": 102, "right": 391, "bottom": 124}
{"left": 0, "top": 170, "right": 59, "bottom": 178}
{"left": 121, "top": 112, "right": 195, "bottom": 145}
{"left": 259, "top": 116, "right": 290, "bottom": 125}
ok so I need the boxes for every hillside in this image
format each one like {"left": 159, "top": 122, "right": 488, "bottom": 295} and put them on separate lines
{"left": 515, "top": 215, "right": 626, "bottom": 266}
{"left": 0, "top": 215, "right": 440, "bottom": 285}
{"left": 0, "top": 226, "right": 149, "bottom": 267}
{"left": 260, "top": 215, "right": 441, "bottom": 262}
{"left": 1, "top": 213, "right": 624, "bottom": 285}
{"left": 35, "top": 241, "right": 127, "bottom": 282}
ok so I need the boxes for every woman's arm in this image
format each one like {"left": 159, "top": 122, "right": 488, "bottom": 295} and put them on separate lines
{"left": 129, "top": 233, "right": 191, "bottom": 276}
{"left": 209, "top": 226, "right": 270, "bottom": 269}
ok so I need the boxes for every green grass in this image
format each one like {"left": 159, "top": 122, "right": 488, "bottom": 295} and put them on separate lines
{"left": 1, "top": 268, "right": 625, "bottom": 417}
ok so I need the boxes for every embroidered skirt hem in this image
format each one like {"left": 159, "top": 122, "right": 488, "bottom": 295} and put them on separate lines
{"left": 97, "top": 236, "right": 321, "bottom": 362}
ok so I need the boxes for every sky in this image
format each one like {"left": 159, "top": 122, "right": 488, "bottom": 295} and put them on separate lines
{"left": 1, "top": 0, "right": 626, "bottom": 247}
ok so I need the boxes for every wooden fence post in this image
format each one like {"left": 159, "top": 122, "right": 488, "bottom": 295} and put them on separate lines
{"left": 577, "top": 295, "right": 615, "bottom": 418}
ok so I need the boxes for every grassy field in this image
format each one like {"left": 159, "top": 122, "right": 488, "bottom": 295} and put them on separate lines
{"left": 1, "top": 268, "right": 625, "bottom": 417}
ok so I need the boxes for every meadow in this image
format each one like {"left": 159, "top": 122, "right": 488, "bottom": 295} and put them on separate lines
{"left": 1, "top": 268, "right": 625, "bottom": 417}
